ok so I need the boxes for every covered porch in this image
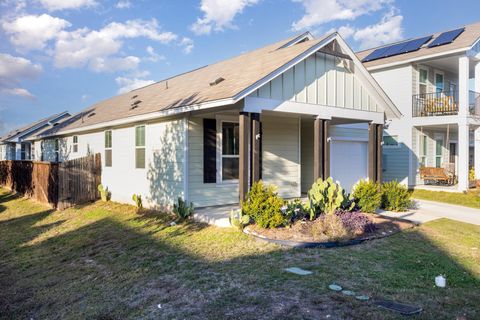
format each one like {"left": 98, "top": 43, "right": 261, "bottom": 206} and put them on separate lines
{"left": 413, "top": 121, "right": 480, "bottom": 191}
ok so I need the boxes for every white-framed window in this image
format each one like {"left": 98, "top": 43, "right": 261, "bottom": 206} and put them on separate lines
{"left": 383, "top": 135, "right": 399, "bottom": 148}
{"left": 419, "top": 134, "right": 427, "bottom": 167}
{"left": 105, "top": 130, "right": 112, "bottom": 167}
{"left": 418, "top": 67, "right": 428, "bottom": 95}
{"left": 135, "top": 125, "right": 146, "bottom": 169}
{"left": 216, "top": 116, "right": 239, "bottom": 183}
{"left": 31, "top": 143, "right": 35, "bottom": 161}
{"left": 73, "top": 135, "right": 78, "bottom": 153}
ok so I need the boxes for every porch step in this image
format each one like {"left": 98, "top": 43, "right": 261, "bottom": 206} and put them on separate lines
{"left": 193, "top": 204, "right": 239, "bottom": 228}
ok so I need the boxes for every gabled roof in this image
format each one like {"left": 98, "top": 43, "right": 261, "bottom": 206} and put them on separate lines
{"left": 357, "top": 21, "right": 480, "bottom": 69}
{"left": 40, "top": 31, "right": 400, "bottom": 137}
{"left": 1, "top": 111, "right": 70, "bottom": 143}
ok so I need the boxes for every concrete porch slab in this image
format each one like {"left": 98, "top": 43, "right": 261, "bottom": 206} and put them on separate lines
{"left": 193, "top": 204, "right": 239, "bottom": 228}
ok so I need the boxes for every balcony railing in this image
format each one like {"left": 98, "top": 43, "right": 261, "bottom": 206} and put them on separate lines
{"left": 412, "top": 90, "right": 480, "bottom": 117}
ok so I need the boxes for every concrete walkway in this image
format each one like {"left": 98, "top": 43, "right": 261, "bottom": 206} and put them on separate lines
{"left": 380, "top": 199, "right": 480, "bottom": 226}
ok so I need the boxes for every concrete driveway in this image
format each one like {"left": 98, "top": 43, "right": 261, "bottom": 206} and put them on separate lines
{"left": 380, "top": 199, "right": 480, "bottom": 226}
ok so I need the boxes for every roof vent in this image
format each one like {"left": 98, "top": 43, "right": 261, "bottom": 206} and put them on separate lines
{"left": 210, "top": 77, "right": 225, "bottom": 86}
{"left": 88, "top": 112, "right": 96, "bottom": 118}
{"left": 130, "top": 100, "right": 142, "bottom": 110}
{"left": 131, "top": 94, "right": 138, "bottom": 99}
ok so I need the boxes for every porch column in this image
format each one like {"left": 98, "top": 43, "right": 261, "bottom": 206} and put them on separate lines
{"left": 313, "top": 118, "right": 330, "bottom": 180}
{"left": 458, "top": 55, "right": 470, "bottom": 117}
{"left": 458, "top": 123, "right": 470, "bottom": 191}
{"left": 250, "top": 113, "right": 261, "bottom": 185}
{"left": 239, "top": 112, "right": 250, "bottom": 203}
{"left": 368, "top": 123, "right": 383, "bottom": 183}
{"left": 458, "top": 56, "right": 470, "bottom": 191}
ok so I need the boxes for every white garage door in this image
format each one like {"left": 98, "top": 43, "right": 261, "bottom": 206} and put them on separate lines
{"left": 330, "top": 140, "right": 368, "bottom": 192}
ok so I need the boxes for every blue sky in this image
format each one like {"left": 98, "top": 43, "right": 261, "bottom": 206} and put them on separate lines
{"left": 1, "top": 0, "right": 479, "bottom": 135}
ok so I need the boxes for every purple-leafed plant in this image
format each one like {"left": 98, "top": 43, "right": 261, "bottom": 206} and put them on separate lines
{"left": 335, "top": 209, "right": 376, "bottom": 234}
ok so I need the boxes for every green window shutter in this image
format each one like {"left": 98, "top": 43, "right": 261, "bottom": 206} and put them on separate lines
{"left": 135, "top": 148, "right": 145, "bottom": 169}
{"left": 135, "top": 126, "right": 145, "bottom": 147}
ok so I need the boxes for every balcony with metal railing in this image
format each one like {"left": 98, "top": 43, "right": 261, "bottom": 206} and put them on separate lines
{"left": 412, "top": 90, "right": 480, "bottom": 117}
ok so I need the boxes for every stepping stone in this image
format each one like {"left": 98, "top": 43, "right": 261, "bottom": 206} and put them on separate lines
{"left": 374, "top": 299, "right": 422, "bottom": 315}
{"left": 284, "top": 267, "right": 312, "bottom": 275}
{"left": 355, "top": 295, "right": 370, "bottom": 301}
{"left": 328, "top": 284, "right": 342, "bottom": 291}
{"left": 341, "top": 290, "right": 355, "bottom": 296}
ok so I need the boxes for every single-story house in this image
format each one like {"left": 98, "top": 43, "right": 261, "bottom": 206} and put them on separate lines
{"left": 34, "top": 32, "right": 401, "bottom": 209}
{"left": 0, "top": 111, "right": 70, "bottom": 161}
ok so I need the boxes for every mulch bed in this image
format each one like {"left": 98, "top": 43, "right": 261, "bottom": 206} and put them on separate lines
{"left": 244, "top": 214, "right": 416, "bottom": 247}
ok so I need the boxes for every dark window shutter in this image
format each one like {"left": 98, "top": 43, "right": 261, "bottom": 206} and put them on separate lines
{"left": 203, "top": 118, "right": 216, "bottom": 183}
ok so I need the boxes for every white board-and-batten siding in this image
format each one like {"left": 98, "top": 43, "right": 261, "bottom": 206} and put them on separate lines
{"left": 38, "top": 118, "right": 187, "bottom": 209}
{"left": 250, "top": 52, "right": 380, "bottom": 112}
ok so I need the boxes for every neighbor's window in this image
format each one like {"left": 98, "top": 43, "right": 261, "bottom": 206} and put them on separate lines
{"left": 383, "top": 135, "right": 399, "bottom": 147}
{"left": 419, "top": 135, "right": 427, "bottom": 167}
{"left": 221, "top": 122, "right": 239, "bottom": 180}
{"left": 419, "top": 68, "right": 428, "bottom": 95}
{"left": 135, "top": 125, "right": 145, "bottom": 169}
{"left": 105, "top": 130, "right": 112, "bottom": 167}
{"left": 73, "top": 136, "right": 78, "bottom": 153}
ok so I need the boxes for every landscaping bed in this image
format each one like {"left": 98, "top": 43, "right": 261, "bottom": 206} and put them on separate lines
{"left": 244, "top": 214, "right": 415, "bottom": 246}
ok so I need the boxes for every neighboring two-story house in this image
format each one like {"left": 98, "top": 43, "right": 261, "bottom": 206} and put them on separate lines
{"left": 357, "top": 22, "right": 480, "bottom": 192}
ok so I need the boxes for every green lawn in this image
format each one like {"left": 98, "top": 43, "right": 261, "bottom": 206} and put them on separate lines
{"left": 412, "top": 189, "right": 480, "bottom": 209}
{"left": 0, "top": 189, "right": 479, "bottom": 319}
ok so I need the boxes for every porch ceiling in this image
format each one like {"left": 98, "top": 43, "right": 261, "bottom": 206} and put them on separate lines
{"left": 424, "top": 54, "right": 476, "bottom": 77}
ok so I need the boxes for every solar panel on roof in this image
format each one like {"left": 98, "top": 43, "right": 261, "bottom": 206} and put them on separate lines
{"left": 362, "top": 35, "right": 432, "bottom": 62}
{"left": 362, "top": 47, "right": 390, "bottom": 62}
{"left": 428, "top": 28, "right": 465, "bottom": 48}
{"left": 401, "top": 36, "right": 433, "bottom": 52}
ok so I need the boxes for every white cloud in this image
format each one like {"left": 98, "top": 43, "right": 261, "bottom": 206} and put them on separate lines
{"left": 146, "top": 46, "right": 165, "bottom": 62}
{"left": 326, "top": 25, "right": 355, "bottom": 38}
{"left": 115, "top": 0, "right": 132, "bottom": 9}
{"left": 0, "top": 87, "right": 35, "bottom": 99}
{"left": 2, "top": 14, "right": 71, "bottom": 51}
{"left": 291, "top": 0, "right": 392, "bottom": 31}
{"left": 0, "top": 53, "right": 41, "bottom": 99}
{"left": 38, "top": 0, "right": 97, "bottom": 11}
{"left": 89, "top": 56, "right": 140, "bottom": 72}
{"left": 191, "top": 0, "right": 259, "bottom": 35}
{"left": 353, "top": 13, "right": 403, "bottom": 49}
{"left": 115, "top": 76, "right": 155, "bottom": 94}
{"left": 54, "top": 19, "right": 177, "bottom": 71}
{"left": 180, "top": 37, "right": 194, "bottom": 54}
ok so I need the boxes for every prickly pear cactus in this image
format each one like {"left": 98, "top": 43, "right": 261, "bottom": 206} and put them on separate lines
{"left": 307, "top": 177, "right": 350, "bottom": 218}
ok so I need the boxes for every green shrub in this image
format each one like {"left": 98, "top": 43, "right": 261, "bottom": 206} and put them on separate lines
{"left": 173, "top": 197, "right": 194, "bottom": 220}
{"left": 283, "top": 198, "right": 306, "bottom": 222}
{"left": 307, "top": 177, "right": 354, "bottom": 219}
{"left": 351, "top": 179, "right": 381, "bottom": 213}
{"left": 132, "top": 194, "right": 143, "bottom": 209}
{"left": 381, "top": 180, "right": 412, "bottom": 212}
{"left": 242, "top": 181, "right": 287, "bottom": 229}
{"left": 97, "top": 184, "right": 111, "bottom": 202}
{"left": 230, "top": 209, "right": 250, "bottom": 230}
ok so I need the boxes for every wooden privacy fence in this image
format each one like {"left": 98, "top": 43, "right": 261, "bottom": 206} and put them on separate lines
{"left": 0, "top": 160, "right": 58, "bottom": 206}
{"left": 57, "top": 154, "right": 101, "bottom": 210}
{"left": 0, "top": 153, "right": 101, "bottom": 209}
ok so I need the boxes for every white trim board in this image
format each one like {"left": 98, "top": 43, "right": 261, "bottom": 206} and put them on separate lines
{"left": 244, "top": 96, "right": 385, "bottom": 124}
